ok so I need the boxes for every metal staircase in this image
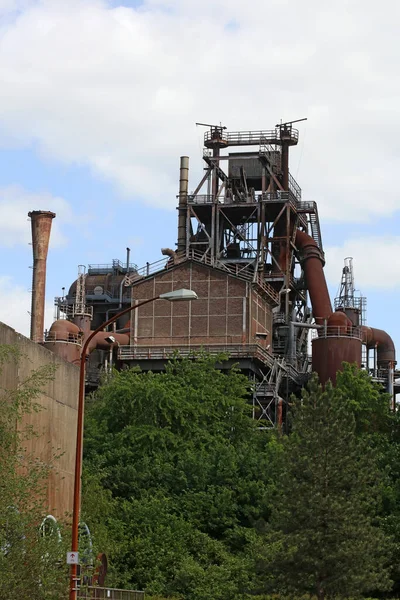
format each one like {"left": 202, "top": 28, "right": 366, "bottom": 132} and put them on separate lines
{"left": 298, "top": 201, "right": 323, "bottom": 251}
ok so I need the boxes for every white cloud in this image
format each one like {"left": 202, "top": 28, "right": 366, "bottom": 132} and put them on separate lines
{"left": 0, "top": 275, "right": 53, "bottom": 337}
{"left": 0, "top": 185, "right": 72, "bottom": 247}
{"left": 324, "top": 237, "right": 400, "bottom": 290}
{"left": 0, "top": 0, "right": 399, "bottom": 219}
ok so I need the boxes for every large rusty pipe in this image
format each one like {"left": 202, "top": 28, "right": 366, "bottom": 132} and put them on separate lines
{"left": 29, "top": 210, "right": 56, "bottom": 343}
{"left": 361, "top": 326, "right": 395, "bottom": 365}
{"left": 88, "top": 331, "right": 129, "bottom": 352}
{"left": 177, "top": 156, "right": 189, "bottom": 253}
{"left": 295, "top": 230, "right": 396, "bottom": 395}
{"left": 295, "top": 230, "right": 332, "bottom": 325}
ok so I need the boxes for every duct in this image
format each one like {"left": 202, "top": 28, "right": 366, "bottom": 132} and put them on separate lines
{"left": 177, "top": 156, "right": 189, "bottom": 253}
{"left": 295, "top": 230, "right": 332, "bottom": 325}
{"left": 296, "top": 228, "right": 396, "bottom": 393}
{"left": 162, "top": 247, "right": 177, "bottom": 261}
{"left": 87, "top": 331, "right": 129, "bottom": 352}
{"left": 362, "top": 326, "right": 395, "bottom": 366}
{"left": 29, "top": 210, "right": 56, "bottom": 343}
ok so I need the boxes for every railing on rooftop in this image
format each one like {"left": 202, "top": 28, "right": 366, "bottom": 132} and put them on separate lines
{"left": 188, "top": 190, "right": 301, "bottom": 207}
{"left": 88, "top": 259, "right": 138, "bottom": 275}
{"left": 118, "top": 343, "right": 275, "bottom": 368}
{"left": 127, "top": 249, "right": 279, "bottom": 305}
{"left": 78, "top": 587, "right": 144, "bottom": 600}
{"left": 44, "top": 331, "right": 82, "bottom": 345}
{"left": 315, "top": 326, "right": 363, "bottom": 340}
{"left": 205, "top": 128, "right": 299, "bottom": 147}
{"left": 54, "top": 300, "right": 93, "bottom": 320}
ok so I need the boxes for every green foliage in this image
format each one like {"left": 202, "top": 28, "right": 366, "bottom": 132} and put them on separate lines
{"left": 335, "top": 363, "right": 392, "bottom": 435}
{"left": 0, "top": 345, "right": 68, "bottom": 599}
{"left": 260, "top": 374, "right": 392, "bottom": 600}
{"left": 83, "top": 354, "right": 277, "bottom": 599}
{"left": 83, "top": 356, "right": 399, "bottom": 599}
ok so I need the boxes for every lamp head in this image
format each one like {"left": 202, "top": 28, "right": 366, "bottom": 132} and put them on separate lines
{"left": 159, "top": 288, "right": 198, "bottom": 302}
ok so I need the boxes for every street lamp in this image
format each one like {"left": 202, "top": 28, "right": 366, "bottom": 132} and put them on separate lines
{"left": 69, "top": 288, "right": 197, "bottom": 599}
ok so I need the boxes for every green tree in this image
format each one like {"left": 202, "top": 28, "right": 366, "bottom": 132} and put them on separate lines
{"left": 261, "top": 374, "right": 391, "bottom": 600}
{"left": 0, "top": 345, "right": 68, "bottom": 599}
{"left": 82, "top": 353, "right": 278, "bottom": 599}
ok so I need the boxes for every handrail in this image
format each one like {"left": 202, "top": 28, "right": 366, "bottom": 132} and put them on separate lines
{"left": 78, "top": 587, "right": 144, "bottom": 600}
{"left": 205, "top": 128, "right": 299, "bottom": 147}
{"left": 317, "top": 326, "right": 363, "bottom": 340}
{"left": 127, "top": 250, "right": 279, "bottom": 304}
{"left": 88, "top": 260, "right": 138, "bottom": 274}
{"left": 44, "top": 332, "right": 82, "bottom": 345}
{"left": 55, "top": 303, "right": 94, "bottom": 319}
{"left": 118, "top": 342, "right": 275, "bottom": 366}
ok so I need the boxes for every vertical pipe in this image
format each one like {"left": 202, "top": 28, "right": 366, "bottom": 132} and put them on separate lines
{"left": 29, "top": 210, "right": 56, "bottom": 343}
{"left": 177, "top": 156, "right": 189, "bottom": 254}
{"left": 212, "top": 147, "right": 220, "bottom": 198}
{"left": 211, "top": 204, "right": 215, "bottom": 264}
{"left": 242, "top": 297, "right": 247, "bottom": 345}
{"left": 281, "top": 143, "right": 289, "bottom": 191}
{"left": 277, "top": 398, "right": 283, "bottom": 428}
{"left": 126, "top": 247, "right": 131, "bottom": 274}
{"left": 388, "top": 362, "right": 395, "bottom": 411}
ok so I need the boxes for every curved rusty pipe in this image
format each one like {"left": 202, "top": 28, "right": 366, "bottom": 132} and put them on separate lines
{"left": 362, "top": 326, "right": 395, "bottom": 365}
{"left": 161, "top": 247, "right": 177, "bottom": 260}
{"left": 295, "top": 230, "right": 332, "bottom": 325}
{"left": 87, "top": 331, "right": 129, "bottom": 352}
{"left": 295, "top": 229, "right": 395, "bottom": 398}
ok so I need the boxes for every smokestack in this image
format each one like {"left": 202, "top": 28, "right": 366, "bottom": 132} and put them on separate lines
{"left": 177, "top": 156, "right": 189, "bottom": 253}
{"left": 29, "top": 210, "right": 56, "bottom": 343}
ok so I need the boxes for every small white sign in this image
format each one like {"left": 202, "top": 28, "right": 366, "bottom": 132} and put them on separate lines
{"left": 67, "top": 551, "right": 79, "bottom": 565}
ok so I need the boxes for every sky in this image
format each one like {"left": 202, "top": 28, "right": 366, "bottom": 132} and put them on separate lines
{"left": 0, "top": 0, "right": 399, "bottom": 354}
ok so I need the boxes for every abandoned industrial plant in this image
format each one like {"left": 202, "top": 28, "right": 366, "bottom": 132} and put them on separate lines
{"left": 26, "top": 121, "right": 397, "bottom": 429}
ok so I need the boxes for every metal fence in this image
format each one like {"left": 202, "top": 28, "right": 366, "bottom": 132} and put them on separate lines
{"left": 78, "top": 587, "right": 144, "bottom": 600}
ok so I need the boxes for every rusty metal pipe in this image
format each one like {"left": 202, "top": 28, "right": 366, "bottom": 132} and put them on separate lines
{"left": 177, "top": 156, "right": 189, "bottom": 253}
{"left": 28, "top": 210, "right": 56, "bottom": 343}
{"left": 361, "top": 326, "right": 395, "bottom": 365}
{"left": 295, "top": 230, "right": 332, "bottom": 325}
{"left": 88, "top": 331, "right": 129, "bottom": 352}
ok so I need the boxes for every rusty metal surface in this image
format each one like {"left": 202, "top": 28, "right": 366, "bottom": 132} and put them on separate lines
{"left": 362, "top": 326, "right": 396, "bottom": 365}
{"left": 177, "top": 156, "right": 189, "bottom": 253}
{"left": 28, "top": 210, "right": 55, "bottom": 343}
{"left": 312, "top": 336, "right": 362, "bottom": 385}
{"left": 295, "top": 229, "right": 332, "bottom": 325}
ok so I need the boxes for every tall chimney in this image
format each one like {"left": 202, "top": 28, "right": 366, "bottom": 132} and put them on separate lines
{"left": 29, "top": 210, "right": 56, "bottom": 343}
{"left": 177, "top": 156, "right": 189, "bottom": 254}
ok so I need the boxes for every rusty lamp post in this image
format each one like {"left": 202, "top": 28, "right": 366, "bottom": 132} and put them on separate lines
{"left": 69, "top": 288, "right": 197, "bottom": 599}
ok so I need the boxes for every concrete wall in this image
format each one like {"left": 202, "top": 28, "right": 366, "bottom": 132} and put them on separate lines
{"left": 0, "top": 321, "right": 79, "bottom": 519}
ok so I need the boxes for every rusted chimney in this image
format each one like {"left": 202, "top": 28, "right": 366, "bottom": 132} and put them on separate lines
{"left": 177, "top": 156, "right": 189, "bottom": 254}
{"left": 29, "top": 210, "right": 56, "bottom": 343}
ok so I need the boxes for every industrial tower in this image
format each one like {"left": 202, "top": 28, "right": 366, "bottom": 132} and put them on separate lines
{"left": 42, "top": 122, "right": 397, "bottom": 423}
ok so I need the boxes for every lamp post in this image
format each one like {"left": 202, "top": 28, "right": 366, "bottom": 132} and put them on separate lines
{"left": 69, "top": 288, "right": 197, "bottom": 599}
